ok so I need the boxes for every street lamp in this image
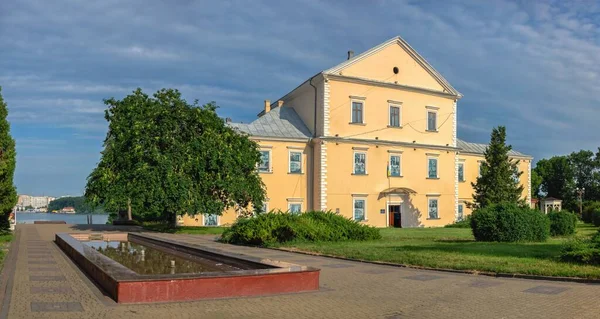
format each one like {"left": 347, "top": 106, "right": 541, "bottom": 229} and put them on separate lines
{"left": 576, "top": 187, "right": 585, "bottom": 219}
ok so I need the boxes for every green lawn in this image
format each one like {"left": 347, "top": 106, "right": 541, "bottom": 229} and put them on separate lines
{"left": 143, "top": 224, "right": 227, "bottom": 235}
{"left": 279, "top": 224, "right": 600, "bottom": 279}
{"left": 0, "top": 233, "right": 13, "bottom": 268}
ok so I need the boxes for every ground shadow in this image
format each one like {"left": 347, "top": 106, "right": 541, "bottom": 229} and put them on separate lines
{"left": 383, "top": 242, "right": 563, "bottom": 260}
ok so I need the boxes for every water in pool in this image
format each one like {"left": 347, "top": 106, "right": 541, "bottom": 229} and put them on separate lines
{"left": 84, "top": 241, "right": 242, "bottom": 275}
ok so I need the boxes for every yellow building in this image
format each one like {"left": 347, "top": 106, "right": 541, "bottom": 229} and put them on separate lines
{"left": 182, "top": 36, "right": 532, "bottom": 228}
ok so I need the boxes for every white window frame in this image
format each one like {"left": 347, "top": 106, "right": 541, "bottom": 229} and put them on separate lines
{"left": 426, "top": 106, "right": 439, "bottom": 132}
{"left": 427, "top": 156, "right": 439, "bottom": 179}
{"left": 288, "top": 202, "right": 302, "bottom": 214}
{"left": 478, "top": 160, "right": 484, "bottom": 177}
{"left": 353, "top": 151, "right": 368, "bottom": 175}
{"left": 288, "top": 150, "right": 303, "bottom": 174}
{"left": 458, "top": 161, "right": 465, "bottom": 182}
{"left": 258, "top": 149, "right": 272, "bottom": 173}
{"left": 203, "top": 214, "right": 219, "bottom": 226}
{"left": 388, "top": 153, "right": 402, "bottom": 177}
{"left": 389, "top": 104, "right": 401, "bottom": 128}
{"left": 352, "top": 196, "right": 367, "bottom": 221}
{"left": 457, "top": 203, "right": 464, "bottom": 221}
{"left": 427, "top": 197, "right": 439, "bottom": 219}
{"left": 261, "top": 202, "right": 269, "bottom": 213}
{"left": 350, "top": 99, "right": 365, "bottom": 124}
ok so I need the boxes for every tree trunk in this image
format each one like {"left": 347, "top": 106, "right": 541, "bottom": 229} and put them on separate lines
{"left": 127, "top": 198, "right": 132, "bottom": 221}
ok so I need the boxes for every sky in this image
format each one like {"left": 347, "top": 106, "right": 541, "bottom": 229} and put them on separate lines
{"left": 1, "top": 0, "right": 600, "bottom": 196}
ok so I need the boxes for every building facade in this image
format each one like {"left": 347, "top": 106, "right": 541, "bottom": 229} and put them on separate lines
{"left": 16, "top": 195, "right": 55, "bottom": 210}
{"left": 182, "top": 36, "right": 532, "bottom": 228}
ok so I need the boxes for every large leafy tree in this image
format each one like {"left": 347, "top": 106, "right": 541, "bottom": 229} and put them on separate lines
{"left": 472, "top": 126, "right": 524, "bottom": 208}
{"left": 0, "top": 87, "right": 17, "bottom": 232}
{"left": 530, "top": 169, "right": 542, "bottom": 200}
{"left": 534, "top": 156, "right": 574, "bottom": 201}
{"left": 85, "top": 88, "right": 265, "bottom": 224}
{"left": 569, "top": 150, "right": 600, "bottom": 199}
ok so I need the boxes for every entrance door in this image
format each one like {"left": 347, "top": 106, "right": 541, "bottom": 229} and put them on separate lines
{"left": 389, "top": 205, "right": 401, "bottom": 228}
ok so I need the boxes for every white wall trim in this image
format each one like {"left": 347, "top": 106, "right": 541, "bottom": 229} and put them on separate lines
{"left": 452, "top": 99, "right": 457, "bottom": 147}
{"left": 527, "top": 160, "right": 532, "bottom": 204}
{"left": 454, "top": 151, "right": 459, "bottom": 222}
{"left": 320, "top": 141, "right": 328, "bottom": 210}
{"left": 323, "top": 80, "right": 330, "bottom": 136}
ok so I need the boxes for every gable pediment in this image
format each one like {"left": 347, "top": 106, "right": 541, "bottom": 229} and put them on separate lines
{"left": 324, "top": 37, "right": 461, "bottom": 97}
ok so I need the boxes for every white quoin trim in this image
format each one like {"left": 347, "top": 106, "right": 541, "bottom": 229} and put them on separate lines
{"left": 452, "top": 99, "right": 457, "bottom": 147}
{"left": 527, "top": 160, "right": 532, "bottom": 204}
{"left": 323, "top": 80, "right": 330, "bottom": 136}
{"left": 320, "top": 141, "right": 328, "bottom": 210}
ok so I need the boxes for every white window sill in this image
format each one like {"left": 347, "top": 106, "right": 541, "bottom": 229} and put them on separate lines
{"left": 349, "top": 122, "right": 367, "bottom": 126}
{"left": 387, "top": 125, "right": 403, "bottom": 129}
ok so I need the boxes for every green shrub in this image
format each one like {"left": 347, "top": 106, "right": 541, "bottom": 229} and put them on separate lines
{"left": 560, "top": 237, "right": 600, "bottom": 265}
{"left": 220, "top": 211, "right": 381, "bottom": 246}
{"left": 444, "top": 215, "right": 472, "bottom": 228}
{"left": 547, "top": 211, "right": 577, "bottom": 236}
{"left": 582, "top": 201, "right": 600, "bottom": 223}
{"left": 470, "top": 202, "right": 550, "bottom": 242}
{"left": 592, "top": 209, "right": 600, "bottom": 227}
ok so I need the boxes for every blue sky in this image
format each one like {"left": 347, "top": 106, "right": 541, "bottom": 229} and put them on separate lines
{"left": 1, "top": 0, "right": 600, "bottom": 196}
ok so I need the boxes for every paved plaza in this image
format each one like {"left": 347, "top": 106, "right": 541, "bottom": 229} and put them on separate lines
{"left": 1, "top": 224, "right": 599, "bottom": 319}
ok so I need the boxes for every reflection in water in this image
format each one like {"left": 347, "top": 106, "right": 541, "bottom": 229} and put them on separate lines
{"left": 84, "top": 241, "right": 241, "bottom": 275}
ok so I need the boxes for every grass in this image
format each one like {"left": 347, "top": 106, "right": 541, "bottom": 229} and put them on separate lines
{"left": 278, "top": 224, "right": 600, "bottom": 279}
{"left": 0, "top": 233, "right": 13, "bottom": 269}
{"left": 142, "top": 223, "right": 227, "bottom": 235}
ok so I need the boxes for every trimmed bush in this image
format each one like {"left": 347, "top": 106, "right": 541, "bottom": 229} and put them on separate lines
{"left": 547, "top": 211, "right": 577, "bottom": 236}
{"left": 582, "top": 201, "right": 600, "bottom": 223}
{"left": 220, "top": 211, "right": 381, "bottom": 246}
{"left": 444, "top": 215, "right": 472, "bottom": 228}
{"left": 470, "top": 202, "right": 550, "bottom": 242}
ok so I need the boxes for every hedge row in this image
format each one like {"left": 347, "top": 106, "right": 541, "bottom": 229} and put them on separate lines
{"left": 547, "top": 211, "right": 577, "bottom": 236}
{"left": 220, "top": 211, "right": 381, "bottom": 246}
{"left": 470, "top": 202, "right": 550, "bottom": 242}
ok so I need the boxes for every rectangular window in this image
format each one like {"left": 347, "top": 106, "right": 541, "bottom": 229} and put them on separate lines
{"left": 259, "top": 150, "right": 271, "bottom": 173}
{"left": 389, "top": 105, "right": 400, "bottom": 127}
{"left": 458, "top": 163, "right": 465, "bottom": 182}
{"left": 427, "top": 111, "right": 437, "bottom": 131}
{"left": 289, "top": 151, "right": 302, "bottom": 173}
{"left": 354, "top": 152, "right": 367, "bottom": 175}
{"left": 428, "top": 158, "right": 438, "bottom": 178}
{"left": 478, "top": 161, "right": 483, "bottom": 177}
{"left": 261, "top": 202, "right": 269, "bottom": 213}
{"left": 204, "top": 214, "right": 218, "bottom": 226}
{"left": 428, "top": 198, "right": 439, "bottom": 219}
{"left": 353, "top": 198, "right": 366, "bottom": 221}
{"left": 288, "top": 203, "right": 302, "bottom": 215}
{"left": 457, "top": 204, "right": 464, "bottom": 221}
{"left": 389, "top": 155, "right": 401, "bottom": 177}
{"left": 351, "top": 101, "right": 363, "bottom": 124}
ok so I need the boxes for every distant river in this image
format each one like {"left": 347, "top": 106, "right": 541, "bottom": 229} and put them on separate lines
{"left": 15, "top": 212, "right": 109, "bottom": 225}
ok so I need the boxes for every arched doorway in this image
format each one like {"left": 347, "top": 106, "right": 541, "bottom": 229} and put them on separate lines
{"left": 379, "top": 187, "right": 417, "bottom": 228}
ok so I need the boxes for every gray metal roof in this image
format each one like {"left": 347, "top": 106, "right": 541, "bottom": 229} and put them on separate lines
{"left": 457, "top": 139, "right": 530, "bottom": 158}
{"left": 229, "top": 107, "right": 311, "bottom": 139}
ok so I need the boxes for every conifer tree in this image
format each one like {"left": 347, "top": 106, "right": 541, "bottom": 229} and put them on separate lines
{"left": 472, "top": 126, "right": 524, "bottom": 208}
{"left": 0, "top": 87, "right": 17, "bottom": 232}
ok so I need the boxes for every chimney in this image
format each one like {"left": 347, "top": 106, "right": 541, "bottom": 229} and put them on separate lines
{"left": 347, "top": 50, "right": 354, "bottom": 60}
{"left": 277, "top": 100, "right": 284, "bottom": 108}
{"left": 264, "top": 100, "right": 271, "bottom": 113}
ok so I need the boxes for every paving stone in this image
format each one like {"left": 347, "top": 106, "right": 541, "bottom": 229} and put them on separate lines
{"left": 358, "top": 268, "right": 394, "bottom": 275}
{"left": 28, "top": 267, "right": 61, "bottom": 272}
{"left": 31, "top": 286, "right": 75, "bottom": 294}
{"left": 30, "top": 302, "right": 83, "bottom": 312}
{"left": 291, "top": 259, "right": 318, "bottom": 264}
{"left": 28, "top": 255, "right": 53, "bottom": 259}
{"left": 384, "top": 312, "right": 405, "bottom": 319}
{"left": 470, "top": 281, "right": 503, "bottom": 288}
{"left": 524, "top": 286, "right": 569, "bottom": 295}
{"left": 28, "top": 260, "right": 56, "bottom": 265}
{"left": 265, "top": 254, "right": 294, "bottom": 259}
{"left": 321, "top": 263, "right": 355, "bottom": 268}
{"left": 404, "top": 274, "right": 443, "bottom": 281}
{"left": 29, "top": 275, "right": 66, "bottom": 281}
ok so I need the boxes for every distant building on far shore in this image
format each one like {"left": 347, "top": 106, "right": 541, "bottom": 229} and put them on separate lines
{"left": 16, "top": 195, "right": 55, "bottom": 210}
{"left": 60, "top": 206, "right": 76, "bottom": 214}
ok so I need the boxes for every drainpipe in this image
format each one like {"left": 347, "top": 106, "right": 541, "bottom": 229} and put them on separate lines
{"left": 308, "top": 75, "right": 318, "bottom": 211}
